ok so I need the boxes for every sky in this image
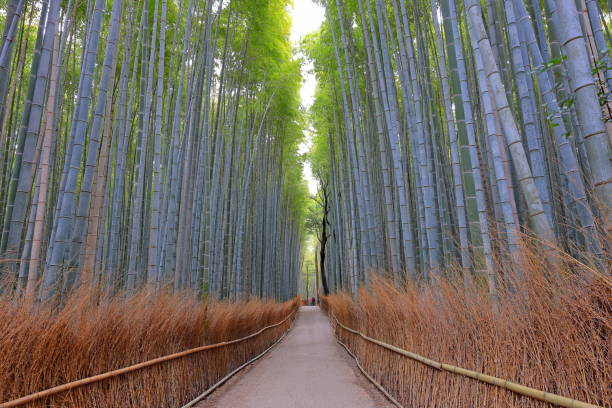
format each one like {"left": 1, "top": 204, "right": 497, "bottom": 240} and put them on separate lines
{"left": 289, "top": 0, "right": 325, "bottom": 195}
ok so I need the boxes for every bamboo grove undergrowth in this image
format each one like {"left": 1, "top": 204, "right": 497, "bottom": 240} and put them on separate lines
{"left": 322, "top": 272, "right": 610, "bottom": 407}
{"left": 306, "top": 0, "right": 611, "bottom": 294}
{"left": 0, "top": 289, "right": 300, "bottom": 406}
{"left": 0, "top": 0, "right": 309, "bottom": 301}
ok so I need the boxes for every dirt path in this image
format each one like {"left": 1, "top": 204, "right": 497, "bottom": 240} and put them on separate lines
{"left": 196, "top": 306, "right": 394, "bottom": 408}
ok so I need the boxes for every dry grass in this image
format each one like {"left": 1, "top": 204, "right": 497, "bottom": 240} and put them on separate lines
{"left": 0, "top": 288, "right": 299, "bottom": 407}
{"left": 322, "top": 244, "right": 611, "bottom": 407}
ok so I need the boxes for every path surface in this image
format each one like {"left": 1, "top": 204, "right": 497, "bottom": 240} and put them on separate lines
{"left": 196, "top": 306, "right": 393, "bottom": 408}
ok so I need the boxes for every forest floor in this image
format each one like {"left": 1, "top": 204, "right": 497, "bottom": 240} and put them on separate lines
{"left": 196, "top": 306, "right": 393, "bottom": 408}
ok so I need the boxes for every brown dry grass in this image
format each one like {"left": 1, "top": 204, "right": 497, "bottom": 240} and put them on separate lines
{"left": 0, "top": 288, "right": 299, "bottom": 407}
{"left": 322, "top": 244, "right": 611, "bottom": 407}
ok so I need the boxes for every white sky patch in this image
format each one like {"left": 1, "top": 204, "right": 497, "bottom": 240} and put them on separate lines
{"left": 290, "top": 0, "right": 325, "bottom": 195}
{"left": 290, "top": 0, "right": 325, "bottom": 46}
{"left": 297, "top": 126, "right": 316, "bottom": 194}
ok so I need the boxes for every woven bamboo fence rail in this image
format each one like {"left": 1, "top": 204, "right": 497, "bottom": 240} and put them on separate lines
{"left": 0, "top": 308, "right": 298, "bottom": 408}
{"left": 331, "top": 314, "right": 602, "bottom": 408}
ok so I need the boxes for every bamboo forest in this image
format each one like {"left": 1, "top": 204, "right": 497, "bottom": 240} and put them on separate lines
{"left": 0, "top": 0, "right": 610, "bottom": 407}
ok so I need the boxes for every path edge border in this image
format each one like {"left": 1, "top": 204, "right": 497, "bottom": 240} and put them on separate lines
{"left": 180, "top": 313, "right": 297, "bottom": 408}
